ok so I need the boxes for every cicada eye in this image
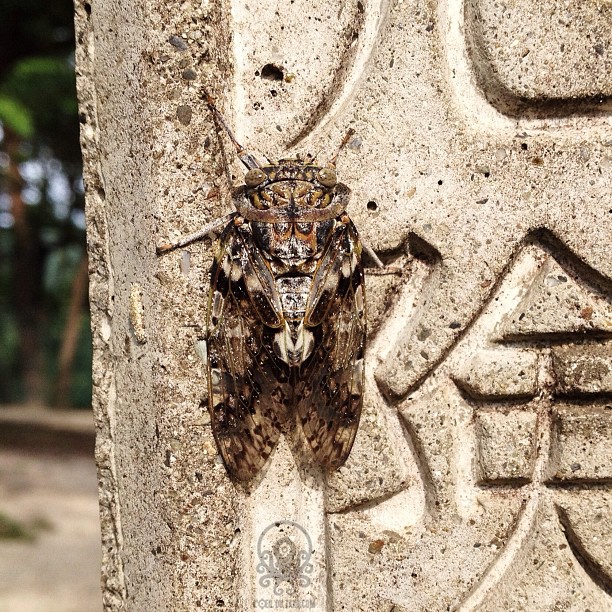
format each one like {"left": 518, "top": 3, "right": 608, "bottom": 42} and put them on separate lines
{"left": 317, "top": 167, "right": 337, "bottom": 188}
{"left": 244, "top": 168, "right": 266, "bottom": 187}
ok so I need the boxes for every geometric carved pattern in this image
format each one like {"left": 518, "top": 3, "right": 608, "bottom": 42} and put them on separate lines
{"left": 493, "top": 256, "right": 612, "bottom": 341}
{"left": 550, "top": 404, "right": 612, "bottom": 482}
{"left": 475, "top": 409, "right": 537, "bottom": 483}
{"left": 552, "top": 344, "right": 612, "bottom": 396}
{"left": 455, "top": 244, "right": 612, "bottom": 487}
{"left": 454, "top": 349, "right": 538, "bottom": 399}
{"left": 465, "top": 0, "right": 612, "bottom": 107}
{"left": 310, "top": 238, "right": 609, "bottom": 610}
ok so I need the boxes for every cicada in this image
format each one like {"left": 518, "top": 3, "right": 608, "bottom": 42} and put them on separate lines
{"left": 158, "top": 95, "right": 384, "bottom": 481}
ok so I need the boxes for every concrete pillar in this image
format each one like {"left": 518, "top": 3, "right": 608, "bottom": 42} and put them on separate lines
{"left": 76, "top": 0, "right": 612, "bottom": 608}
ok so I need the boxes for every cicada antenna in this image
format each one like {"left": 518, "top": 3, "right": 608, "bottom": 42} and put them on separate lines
{"left": 202, "top": 90, "right": 261, "bottom": 170}
{"left": 327, "top": 128, "right": 355, "bottom": 168}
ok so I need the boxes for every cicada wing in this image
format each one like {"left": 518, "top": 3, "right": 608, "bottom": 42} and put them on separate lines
{"left": 206, "top": 223, "right": 290, "bottom": 481}
{"left": 297, "top": 220, "right": 366, "bottom": 469}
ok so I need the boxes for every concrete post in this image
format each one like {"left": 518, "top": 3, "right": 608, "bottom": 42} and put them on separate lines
{"left": 76, "top": 0, "right": 612, "bottom": 609}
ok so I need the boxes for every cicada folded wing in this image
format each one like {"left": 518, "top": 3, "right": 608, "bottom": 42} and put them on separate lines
{"left": 296, "top": 219, "right": 366, "bottom": 469}
{"left": 205, "top": 222, "right": 293, "bottom": 481}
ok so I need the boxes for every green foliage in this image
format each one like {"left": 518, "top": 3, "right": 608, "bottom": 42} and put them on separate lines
{"left": 0, "top": 231, "right": 21, "bottom": 401}
{"left": 0, "top": 93, "right": 33, "bottom": 138}
{"left": 0, "top": 0, "right": 75, "bottom": 71}
{"left": 45, "top": 245, "right": 92, "bottom": 408}
{"left": 0, "top": 511, "right": 35, "bottom": 541}
{"left": 0, "top": 308, "right": 19, "bottom": 380}
{"left": 0, "top": 510, "right": 53, "bottom": 541}
{"left": 0, "top": 55, "right": 80, "bottom": 162}
{"left": 70, "top": 317, "right": 93, "bottom": 407}
{"left": 44, "top": 243, "right": 83, "bottom": 293}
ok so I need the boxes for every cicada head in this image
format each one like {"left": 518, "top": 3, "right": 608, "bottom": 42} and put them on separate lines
{"left": 243, "top": 161, "right": 339, "bottom": 212}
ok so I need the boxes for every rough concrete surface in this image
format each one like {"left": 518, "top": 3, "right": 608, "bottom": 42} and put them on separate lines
{"left": 76, "top": 0, "right": 611, "bottom": 609}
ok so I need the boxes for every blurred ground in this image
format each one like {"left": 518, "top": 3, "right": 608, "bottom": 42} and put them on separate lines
{"left": 0, "top": 406, "right": 102, "bottom": 612}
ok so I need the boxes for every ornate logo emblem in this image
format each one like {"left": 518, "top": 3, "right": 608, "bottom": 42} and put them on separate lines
{"left": 256, "top": 521, "right": 314, "bottom": 596}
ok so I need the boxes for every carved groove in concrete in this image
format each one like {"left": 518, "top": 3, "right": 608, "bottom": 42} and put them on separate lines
{"left": 332, "top": 236, "right": 612, "bottom": 610}
{"left": 464, "top": 0, "right": 612, "bottom": 116}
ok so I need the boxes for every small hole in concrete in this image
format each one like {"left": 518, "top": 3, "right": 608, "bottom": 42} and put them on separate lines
{"left": 261, "top": 63, "right": 284, "bottom": 81}
{"left": 367, "top": 201, "right": 378, "bottom": 211}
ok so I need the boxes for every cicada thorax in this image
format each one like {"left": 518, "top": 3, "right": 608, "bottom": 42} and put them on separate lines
{"left": 236, "top": 161, "right": 346, "bottom": 368}
{"left": 242, "top": 161, "right": 340, "bottom": 263}
{"left": 250, "top": 219, "right": 334, "bottom": 266}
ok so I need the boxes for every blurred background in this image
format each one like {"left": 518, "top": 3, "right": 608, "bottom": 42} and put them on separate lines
{"left": 0, "top": 0, "right": 101, "bottom": 609}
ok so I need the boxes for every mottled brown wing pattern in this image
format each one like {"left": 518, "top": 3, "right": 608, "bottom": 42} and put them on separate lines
{"left": 296, "top": 220, "right": 366, "bottom": 468}
{"left": 206, "top": 222, "right": 292, "bottom": 481}
{"left": 206, "top": 218, "right": 365, "bottom": 479}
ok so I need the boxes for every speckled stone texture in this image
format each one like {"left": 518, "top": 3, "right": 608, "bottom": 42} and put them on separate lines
{"left": 76, "top": 0, "right": 612, "bottom": 609}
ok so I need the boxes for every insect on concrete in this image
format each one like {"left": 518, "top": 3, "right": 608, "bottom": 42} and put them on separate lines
{"left": 157, "top": 93, "right": 396, "bottom": 481}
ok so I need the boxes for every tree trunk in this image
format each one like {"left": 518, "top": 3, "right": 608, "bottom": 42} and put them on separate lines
{"left": 52, "top": 253, "right": 89, "bottom": 407}
{"left": 5, "top": 127, "right": 46, "bottom": 405}
{"left": 75, "top": 0, "right": 612, "bottom": 610}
